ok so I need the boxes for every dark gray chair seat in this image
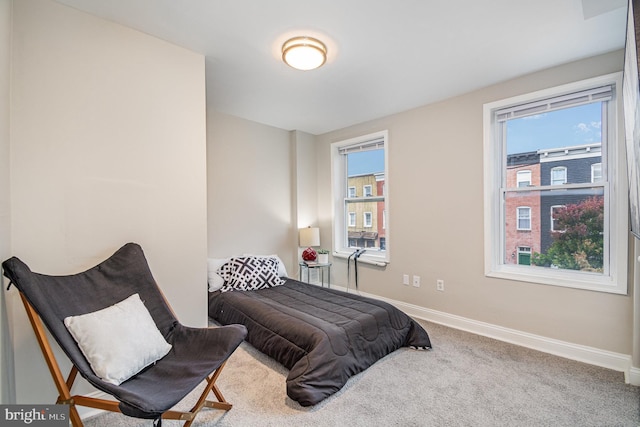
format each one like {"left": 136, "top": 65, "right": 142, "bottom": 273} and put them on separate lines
{"left": 3, "top": 242, "right": 247, "bottom": 426}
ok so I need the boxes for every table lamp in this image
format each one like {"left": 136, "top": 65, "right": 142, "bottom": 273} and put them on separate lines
{"left": 299, "top": 227, "right": 320, "bottom": 261}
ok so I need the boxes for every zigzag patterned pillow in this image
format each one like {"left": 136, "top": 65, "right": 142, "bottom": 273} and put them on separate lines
{"left": 217, "top": 256, "right": 285, "bottom": 292}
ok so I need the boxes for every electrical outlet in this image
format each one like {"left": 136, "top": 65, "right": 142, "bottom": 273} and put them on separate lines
{"left": 436, "top": 279, "right": 444, "bottom": 291}
{"left": 402, "top": 274, "right": 410, "bottom": 285}
{"left": 412, "top": 275, "right": 421, "bottom": 287}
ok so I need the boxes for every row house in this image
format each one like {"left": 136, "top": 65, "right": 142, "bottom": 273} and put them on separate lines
{"left": 505, "top": 143, "right": 602, "bottom": 265}
{"left": 347, "top": 173, "right": 385, "bottom": 250}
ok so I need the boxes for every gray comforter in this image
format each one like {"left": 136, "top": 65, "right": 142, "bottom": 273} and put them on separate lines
{"left": 208, "top": 279, "right": 431, "bottom": 406}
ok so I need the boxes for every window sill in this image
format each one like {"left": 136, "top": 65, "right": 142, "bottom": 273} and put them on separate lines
{"left": 486, "top": 265, "right": 626, "bottom": 295}
{"left": 332, "top": 251, "right": 388, "bottom": 267}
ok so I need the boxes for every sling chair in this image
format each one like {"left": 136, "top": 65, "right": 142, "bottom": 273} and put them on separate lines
{"left": 2, "top": 242, "right": 247, "bottom": 427}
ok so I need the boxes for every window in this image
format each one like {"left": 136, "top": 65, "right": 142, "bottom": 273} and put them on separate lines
{"left": 348, "top": 212, "right": 356, "bottom": 227}
{"left": 364, "top": 212, "right": 372, "bottom": 227}
{"left": 517, "top": 207, "right": 531, "bottom": 230}
{"left": 483, "top": 74, "right": 627, "bottom": 294}
{"left": 591, "top": 163, "right": 602, "bottom": 183}
{"left": 550, "top": 205, "right": 566, "bottom": 232}
{"left": 332, "top": 130, "right": 389, "bottom": 264}
{"left": 517, "top": 170, "right": 532, "bottom": 187}
{"left": 550, "top": 167, "right": 567, "bottom": 185}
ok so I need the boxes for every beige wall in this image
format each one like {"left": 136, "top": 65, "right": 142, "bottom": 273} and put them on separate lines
{"left": 0, "top": 0, "right": 14, "bottom": 405}
{"left": 7, "top": 0, "right": 208, "bottom": 405}
{"left": 293, "top": 130, "right": 318, "bottom": 230}
{"left": 293, "top": 130, "right": 319, "bottom": 264}
{"left": 316, "top": 50, "right": 634, "bottom": 354}
{"left": 207, "top": 110, "right": 297, "bottom": 273}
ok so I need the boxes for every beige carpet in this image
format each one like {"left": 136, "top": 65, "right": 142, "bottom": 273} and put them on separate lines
{"left": 85, "top": 320, "right": 640, "bottom": 426}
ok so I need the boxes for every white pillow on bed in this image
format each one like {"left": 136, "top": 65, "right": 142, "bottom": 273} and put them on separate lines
{"left": 64, "top": 293, "right": 172, "bottom": 386}
{"left": 207, "top": 258, "right": 229, "bottom": 291}
{"left": 208, "top": 255, "right": 288, "bottom": 292}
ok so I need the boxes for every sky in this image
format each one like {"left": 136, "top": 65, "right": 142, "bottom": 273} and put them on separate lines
{"left": 506, "top": 102, "right": 602, "bottom": 154}
{"left": 347, "top": 150, "right": 385, "bottom": 176}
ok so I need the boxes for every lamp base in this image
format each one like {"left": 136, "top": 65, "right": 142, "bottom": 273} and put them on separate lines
{"left": 302, "top": 247, "right": 317, "bottom": 261}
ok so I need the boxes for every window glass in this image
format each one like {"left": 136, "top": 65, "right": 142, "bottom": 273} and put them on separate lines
{"left": 516, "top": 207, "right": 531, "bottom": 230}
{"left": 550, "top": 205, "right": 567, "bottom": 232}
{"left": 505, "top": 102, "right": 605, "bottom": 273}
{"left": 550, "top": 167, "right": 567, "bottom": 185}
{"left": 516, "top": 170, "right": 532, "bottom": 187}
{"left": 591, "top": 163, "right": 602, "bottom": 183}
{"left": 348, "top": 212, "right": 356, "bottom": 227}
{"left": 332, "top": 131, "right": 388, "bottom": 263}
{"left": 364, "top": 212, "right": 372, "bottom": 227}
{"left": 483, "top": 75, "right": 627, "bottom": 293}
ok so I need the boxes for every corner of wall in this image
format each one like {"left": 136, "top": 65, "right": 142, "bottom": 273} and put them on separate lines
{"left": 291, "top": 130, "right": 319, "bottom": 270}
{"left": 0, "top": 0, "right": 16, "bottom": 405}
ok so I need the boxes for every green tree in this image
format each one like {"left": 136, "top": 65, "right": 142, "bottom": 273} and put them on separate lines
{"left": 532, "top": 196, "right": 604, "bottom": 272}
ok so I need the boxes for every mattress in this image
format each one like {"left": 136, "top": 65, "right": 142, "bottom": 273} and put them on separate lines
{"left": 208, "top": 279, "right": 431, "bottom": 406}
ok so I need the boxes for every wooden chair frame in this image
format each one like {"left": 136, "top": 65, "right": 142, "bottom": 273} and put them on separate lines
{"left": 20, "top": 293, "right": 233, "bottom": 427}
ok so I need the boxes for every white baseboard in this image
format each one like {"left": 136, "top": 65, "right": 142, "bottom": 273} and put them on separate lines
{"left": 629, "top": 366, "right": 640, "bottom": 386}
{"left": 331, "top": 284, "right": 638, "bottom": 385}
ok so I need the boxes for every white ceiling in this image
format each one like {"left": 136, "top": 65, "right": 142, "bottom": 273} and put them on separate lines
{"left": 54, "top": 0, "right": 627, "bottom": 135}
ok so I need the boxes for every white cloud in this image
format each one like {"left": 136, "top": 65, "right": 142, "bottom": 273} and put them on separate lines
{"left": 575, "top": 120, "right": 602, "bottom": 134}
{"left": 576, "top": 122, "right": 590, "bottom": 133}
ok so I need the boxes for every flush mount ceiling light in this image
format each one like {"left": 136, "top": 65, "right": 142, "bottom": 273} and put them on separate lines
{"left": 282, "top": 36, "right": 327, "bottom": 71}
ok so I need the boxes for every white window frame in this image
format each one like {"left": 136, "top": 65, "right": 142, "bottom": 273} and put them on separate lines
{"left": 550, "top": 205, "right": 566, "bottom": 232}
{"left": 483, "top": 73, "right": 627, "bottom": 294}
{"left": 516, "top": 170, "right": 532, "bottom": 187}
{"left": 550, "top": 166, "right": 567, "bottom": 185}
{"left": 363, "top": 212, "right": 372, "bottom": 228}
{"left": 591, "top": 163, "right": 602, "bottom": 183}
{"left": 331, "top": 130, "right": 389, "bottom": 265}
{"left": 348, "top": 212, "right": 356, "bottom": 227}
{"left": 516, "top": 207, "right": 531, "bottom": 230}
{"left": 348, "top": 186, "right": 356, "bottom": 198}
{"left": 363, "top": 185, "right": 373, "bottom": 197}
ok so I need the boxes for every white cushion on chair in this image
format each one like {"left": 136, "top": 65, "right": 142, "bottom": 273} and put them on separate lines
{"left": 64, "top": 293, "right": 172, "bottom": 385}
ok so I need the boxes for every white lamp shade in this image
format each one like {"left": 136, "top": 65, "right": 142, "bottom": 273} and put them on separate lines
{"left": 299, "top": 227, "right": 320, "bottom": 247}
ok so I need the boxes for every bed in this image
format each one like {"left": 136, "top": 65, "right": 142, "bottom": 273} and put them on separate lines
{"left": 207, "top": 256, "right": 432, "bottom": 406}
